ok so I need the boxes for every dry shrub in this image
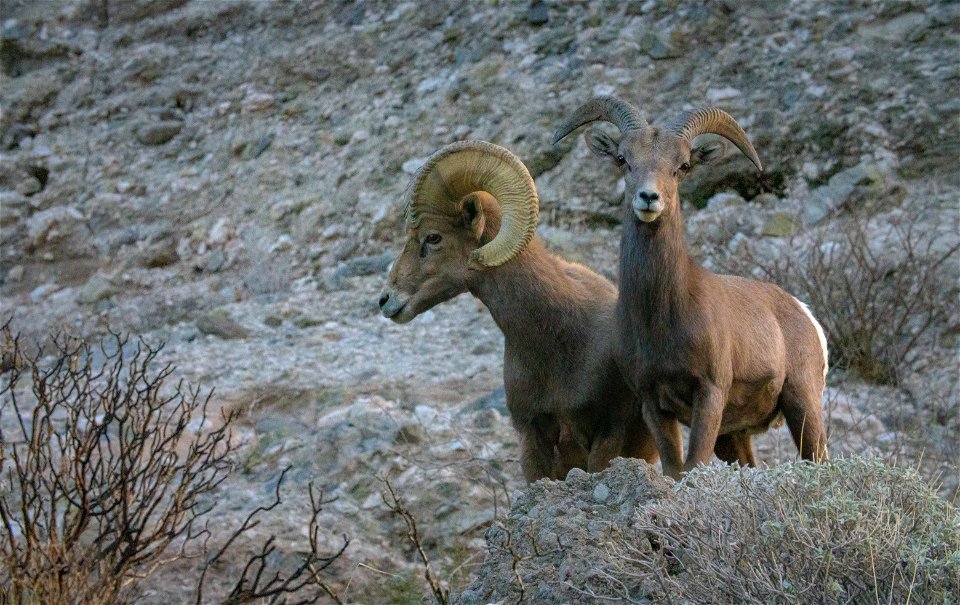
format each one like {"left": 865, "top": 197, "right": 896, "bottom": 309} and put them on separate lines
{"left": 615, "top": 458, "right": 960, "bottom": 604}
{"left": 0, "top": 324, "right": 347, "bottom": 605}
{"left": 722, "top": 209, "right": 958, "bottom": 384}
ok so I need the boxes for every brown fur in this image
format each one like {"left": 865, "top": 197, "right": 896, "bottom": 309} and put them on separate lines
{"left": 381, "top": 192, "right": 655, "bottom": 481}
{"left": 585, "top": 125, "right": 829, "bottom": 479}
{"left": 380, "top": 192, "right": 753, "bottom": 482}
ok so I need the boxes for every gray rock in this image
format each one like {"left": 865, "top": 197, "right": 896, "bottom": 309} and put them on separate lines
{"left": 803, "top": 163, "right": 889, "bottom": 225}
{"left": 639, "top": 30, "right": 682, "bottom": 59}
{"left": 0, "top": 191, "right": 29, "bottom": 211}
{"left": 465, "top": 387, "right": 508, "bottom": 416}
{"left": 857, "top": 12, "right": 930, "bottom": 42}
{"left": 196, "top": 310, "right": 251, "bottom": 339}
{"left": 241, "top": 133, "right": 274, "bottom": 159}
{"left": 336, "top": 253, "right": 394, "bottom": 279}
{"left": 705, "top": 191, "right": 745, "bottom": 210}
{"left": 5, "top": 265, "right": 24, "bottom": 282}
{"left": 30, "top": 283, "right": 60, "bottom": 302}
{"left": 77, "top": 273, "right": 117, "bottom": 305}
{"left": 15, "top": 176, "right": 42, "bottom": 196}
{"left": 26, "top": 205, "right": 87, "bottom": 252}
{"left": 137, "top": 238, "right": 180, "bottom": 268}
{"left": 200, "top": 249, "right": 227, "bottom": 273}
{"left": 762, "top": 212, "right": 797, "bottom": 237}
{"left": 136, "top": 120, "right": 183, "bottom": 145}
{"left": 452, "top": 458, "right": 671, "bottom": 604}
{"left": 527, "top": 1, "right": 548, "bottom": 26}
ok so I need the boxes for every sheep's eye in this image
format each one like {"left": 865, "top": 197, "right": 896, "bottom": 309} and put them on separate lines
{"left": 680, "top": 162, "right": 691, "bottom": 173}
{"left": 616, "top": 154, "right": 626, "bottom": 167}
{"left": 425, "top": 233, "right": 442, "bottom": 245}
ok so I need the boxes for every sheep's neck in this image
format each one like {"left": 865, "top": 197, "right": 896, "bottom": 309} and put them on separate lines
{"left": 468, "top": 241, "right": 589, "bottom": 352}
{"left": 619, "top": 208, "right": 695, "bottom": 326}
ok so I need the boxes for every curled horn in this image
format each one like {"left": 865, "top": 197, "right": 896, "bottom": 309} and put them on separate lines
{"left": 405, "top": 140, "right": 539, "bottom": 270}
{"left": 552, "top": 96, "right": 645, "bottom": 145}
{"left": 670, "top": 107, "right": 763, "bottom": 172}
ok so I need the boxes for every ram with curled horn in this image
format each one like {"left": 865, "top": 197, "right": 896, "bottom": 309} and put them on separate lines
{"left": 379, "top": 140, "right": 752, "bottom": 481}
{"left": 554, "top": 96, "right": 829, "bottom": 479}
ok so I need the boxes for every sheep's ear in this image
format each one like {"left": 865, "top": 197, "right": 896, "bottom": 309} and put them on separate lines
{"left": 585, "top": 128, "right": 620, "bottom": 161}
{"left": 690, "top": 140, "right": 727, "bottom": 169}
{"left": 459, "top": 193, "right": 485, "bottom": 238}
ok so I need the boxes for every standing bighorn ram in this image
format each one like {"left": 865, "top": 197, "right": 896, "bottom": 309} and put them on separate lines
{"left": 378, "top": 140, "right": 751, "bottom": 482}
{"left": 553, "top": 97, "right": 829, "bottom": 478}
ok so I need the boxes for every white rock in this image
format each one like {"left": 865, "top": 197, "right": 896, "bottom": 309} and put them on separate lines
{"left": 26, "top": 206, "right": 86, "bottom": 247}
{"left": 402, "top": 157, "right": 427, "bottom": 175}
{"left": 593, "top": 83, "right": 616, "bottom": 97}
{"left": 207, "top": 217, "right": 232, "bottom": 246}
{"left": 706, "top": 87, "right": 742, "bottom": 103}
{"left": 242, "top": 91, "right": 276, "bottom": 113}
{"left": 30, "top": 283, "right": 60, "bottom": 302}
{"left": 705, "top": 192, "right": 745, "bottom": 210}
{"left": 416, "top": 77, "right": 444, "bottom": 94}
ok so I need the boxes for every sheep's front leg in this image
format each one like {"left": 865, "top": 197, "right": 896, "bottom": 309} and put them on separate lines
{"left": 516, "top": 417, "right": 561, "bottom": 483}
{"left": 642, "top": 400, "right": 683, "bottom": 479}
{"left": 684, "top": 384, "right": 725, "bottom": 473}
{"left": 554, "top": 423, "right": 588, "bottom": 479}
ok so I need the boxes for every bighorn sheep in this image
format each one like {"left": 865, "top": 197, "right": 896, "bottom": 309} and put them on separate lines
{"left": 553, "top": 97, "right": 829, "bottom": 478}
{"left": 379, "top": 140, "right": 752, "bottom": 482}
{"left": 378, "top": 140, "right": 653, "bottom": 482}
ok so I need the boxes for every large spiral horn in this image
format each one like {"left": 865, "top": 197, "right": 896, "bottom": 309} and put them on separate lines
{"left": 405, "top": 140, "right": 539, "bottom": 270}
{"left": 670, "top": 107, "right": 763, "bottom": 172}
{"left": 552, "top": 96, "right": 645, "bottom": 145}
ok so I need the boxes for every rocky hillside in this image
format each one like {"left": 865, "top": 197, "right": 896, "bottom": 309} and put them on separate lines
{"left": 1, "top": 0, "right": 957, "bottom": 602}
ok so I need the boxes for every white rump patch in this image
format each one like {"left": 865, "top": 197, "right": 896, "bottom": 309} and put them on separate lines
{"left": 793, "top": 297, "right": 828, "bottom": 379}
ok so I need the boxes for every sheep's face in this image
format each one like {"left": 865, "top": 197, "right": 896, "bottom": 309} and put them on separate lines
{"left": 586, "top": 127, "right": 724, "bottom": 223}
{"left": 379, "top": 194, "right": 487, "bottom": 324}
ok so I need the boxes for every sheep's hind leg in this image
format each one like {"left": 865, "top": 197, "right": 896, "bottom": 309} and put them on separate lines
{"left": 713, "top": 433, "right": 757, "bottom": 467}
{"left": 779, "top": 381, "right": 828, "bottom": 462}
{"left": 623, "top": 419, "right": 660, "bottom": 464}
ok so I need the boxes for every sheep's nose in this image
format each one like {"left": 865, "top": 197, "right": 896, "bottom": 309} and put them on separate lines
{"left": 378, "top": 293, "right": 390, "bottom": 309}
{"left": 638, "top": 190, "right": 659, "bottom": 202}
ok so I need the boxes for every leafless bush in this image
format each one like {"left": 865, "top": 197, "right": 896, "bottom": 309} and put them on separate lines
{"left": 195, "top": 470, "right": 349, "bottom": 605}
{"left": 721, "top": 209, "right": 958, "bottom": 384}
{"left": 0, "top": 323, "right": 347, "bottom": 604}
{"left": 611, "top": 459, "right": 960, "bottom": 604}
{"left": 380, "top": 477, "right": 449, "bottom": 605}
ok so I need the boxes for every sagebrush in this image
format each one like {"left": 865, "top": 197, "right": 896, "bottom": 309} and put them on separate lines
{"left": 615, "top": 458, "right": 960, "bottom": 604}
